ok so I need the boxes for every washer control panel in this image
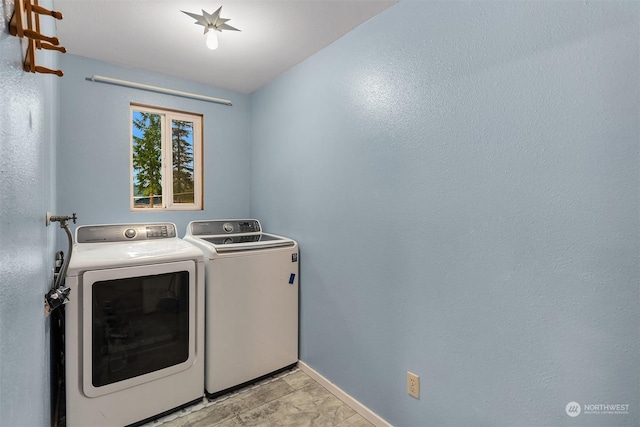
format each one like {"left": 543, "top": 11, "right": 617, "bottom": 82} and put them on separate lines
{"left": 77, "top": 223, "right": 177, "bottom": 243}
{"left": 190, "top": 220, "right": 261, "bottom": 236}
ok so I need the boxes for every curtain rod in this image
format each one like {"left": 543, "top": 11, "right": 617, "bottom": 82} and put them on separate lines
{"left": 86, "top": 75, "right": 233, "bottom": 106}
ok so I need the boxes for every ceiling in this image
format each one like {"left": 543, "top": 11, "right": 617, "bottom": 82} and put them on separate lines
{"left": 55, "top": 0, "right": 398, "bottom": 94}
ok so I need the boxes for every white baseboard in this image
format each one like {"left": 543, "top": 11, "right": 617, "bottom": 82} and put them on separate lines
{"left": 298, "top": 361, "right": 392, "bottom": 427}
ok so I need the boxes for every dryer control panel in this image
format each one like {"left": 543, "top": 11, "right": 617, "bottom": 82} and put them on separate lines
{"left": 76, "top": 223, "right": 177, "bottom": 243}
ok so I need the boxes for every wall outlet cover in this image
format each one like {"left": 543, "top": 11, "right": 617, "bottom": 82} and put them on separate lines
{"left": 407, "top": 371, "right": 420, "bottom": 398}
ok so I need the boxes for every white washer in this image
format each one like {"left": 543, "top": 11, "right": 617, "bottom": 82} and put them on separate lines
{"left": 64, "top": 223, "right": 205, "bottom": 426}
{"left": 184, "top": 219, "right": 299, "bottom": 396}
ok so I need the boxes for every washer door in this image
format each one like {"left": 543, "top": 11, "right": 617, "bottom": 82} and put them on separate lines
{"left": 81, "top": 260, "right": 197, "bottom": 398}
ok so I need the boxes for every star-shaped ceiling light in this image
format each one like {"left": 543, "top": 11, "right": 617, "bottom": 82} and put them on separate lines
{"left": 181, "top": 6, "right": 240, "bottom": 50}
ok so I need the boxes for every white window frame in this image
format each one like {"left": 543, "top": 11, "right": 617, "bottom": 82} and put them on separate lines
{"left": 130, "top": 104, "right": 203, "bottom": 211}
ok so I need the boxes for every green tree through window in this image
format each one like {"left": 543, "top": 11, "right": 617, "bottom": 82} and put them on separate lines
{"left": 132, "top": 112, "right": 162, "bottom": 208}
{"left": 172, "top": 120, "right": 195, "bottom": 204}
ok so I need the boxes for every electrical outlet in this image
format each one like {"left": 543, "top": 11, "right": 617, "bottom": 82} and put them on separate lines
{"left": 407, "top": 371, "right": 420, "bottom": 398}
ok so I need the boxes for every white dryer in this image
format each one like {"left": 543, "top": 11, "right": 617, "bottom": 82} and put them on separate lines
{"left": 184, "top": 219, "right": 299, "bottom": 396}
{"left": 64, "top": 223, "right": 205, "bottom": 426}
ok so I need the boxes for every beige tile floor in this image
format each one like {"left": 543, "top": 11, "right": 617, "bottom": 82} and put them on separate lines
{"left": 150, "top": 369, "right": 374, "bottom": 427}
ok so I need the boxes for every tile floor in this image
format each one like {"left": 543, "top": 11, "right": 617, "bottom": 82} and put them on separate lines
{"left": 147, "top": 369, "right": 374, "bottom": 427}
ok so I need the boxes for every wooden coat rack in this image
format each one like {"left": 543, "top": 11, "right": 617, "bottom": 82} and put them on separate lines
{"left": 9, "top": 0, "right": 65, "bottom": 76}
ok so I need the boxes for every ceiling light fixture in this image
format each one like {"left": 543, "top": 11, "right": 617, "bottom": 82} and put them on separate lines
{"left": 181, "top": 6, "right": 240, "bottom": 51}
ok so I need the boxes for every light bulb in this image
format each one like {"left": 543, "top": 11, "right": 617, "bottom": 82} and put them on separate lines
{"left": 206, "top": 31, "right": 218, "bottom": 50}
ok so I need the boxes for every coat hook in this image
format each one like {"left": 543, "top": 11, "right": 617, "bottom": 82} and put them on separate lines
{"left": 8, "top": 0, "right": 65, "bottom": 77}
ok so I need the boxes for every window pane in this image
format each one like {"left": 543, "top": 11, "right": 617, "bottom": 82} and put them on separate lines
{"left": 132, "top": 111, "right": 163, "bottom": 208}
{"left": 171, "top": 119, "right": 195, "bottom": 204}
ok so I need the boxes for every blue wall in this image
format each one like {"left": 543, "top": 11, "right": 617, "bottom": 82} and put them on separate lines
{"left": 250, "top": 2, "right": 639, "bottom": 426}
{"left": 0, "top": 0, "right": 58, "bottom": 424}
{"left": 57, "top": 55, "right": 251, "bottom": 235}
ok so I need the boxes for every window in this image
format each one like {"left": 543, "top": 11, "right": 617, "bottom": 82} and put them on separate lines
{"left": 130, "top": 104, "right": 203, "bottom": 210}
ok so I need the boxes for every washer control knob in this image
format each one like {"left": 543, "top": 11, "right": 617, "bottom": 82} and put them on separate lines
{"left": 223, "top": 237, "right": 233, "bottom": 244}
{"left": 223, "top": 223, "right": 234, "bottom": 233}
{"left": 124, "top": 228, "right": 137, "bottom": 239}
